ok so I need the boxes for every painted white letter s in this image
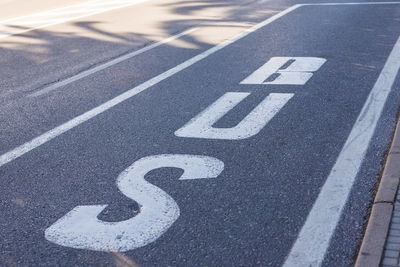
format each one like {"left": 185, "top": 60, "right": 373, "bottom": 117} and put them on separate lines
{"left": 45, "top": 154, "right": 224, "bottom": 252}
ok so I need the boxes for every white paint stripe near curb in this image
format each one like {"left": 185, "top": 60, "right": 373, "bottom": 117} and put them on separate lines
{"left": 284, "top": 35, "right": 400, "bottom": 267}
{"left": 28, "top": 27, "right": 198, "bottom": 97}
{"left": 0, "top": 4, "right": 301, "bottom": 168}
{"left": 0, "top": 0, "right": 150, "bottom": 39}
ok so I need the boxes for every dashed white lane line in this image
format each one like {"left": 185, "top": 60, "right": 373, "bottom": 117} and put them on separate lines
{"left": 28, "top": 27, "right": 198, "bottom": 97}
{"left": 0, "top": 0, "right": 149, "bottom": 39}
{"left": 0, "top": 4, "right": 301, "bottom": 168}
{"left": 284, "top": 35, "right": 400, "bottom": 267}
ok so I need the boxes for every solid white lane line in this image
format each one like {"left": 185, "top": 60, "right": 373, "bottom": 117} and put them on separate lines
{"left": 0, "top": 4, "right": 301, "bottom": 168}
{"left": 284, "top": 35, "right": 400, "bottom": 267}
{"left": 0, "top": 0, "right": 150, "bottom": 39}
{"left": 28, "top": 28, "right": 198, "bottom": 97}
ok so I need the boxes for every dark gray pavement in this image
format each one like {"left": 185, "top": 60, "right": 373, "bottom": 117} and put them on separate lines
{"left": 1, "top": 1, "right": 400, "bottom": 266}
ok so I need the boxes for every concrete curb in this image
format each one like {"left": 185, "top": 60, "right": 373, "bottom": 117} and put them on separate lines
{"left": 355, "top": 120, "right": 400, "bottom": 267}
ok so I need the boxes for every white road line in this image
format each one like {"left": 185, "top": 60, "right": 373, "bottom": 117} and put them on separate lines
{"left": 0, "top": 4, "right": 301, "bottom": 168}
{"left": 0, "top": 0, "right": 150, "bottom": 39}
{"left": 28, "top": 28, "right": 197, "bottom": 97}
{"left": 284, "top": 35, "right": 400, "bottom": 266}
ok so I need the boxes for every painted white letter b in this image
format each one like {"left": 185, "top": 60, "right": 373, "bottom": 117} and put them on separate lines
{"left": 240, "top": 57, "right": 326, "bottom": 85}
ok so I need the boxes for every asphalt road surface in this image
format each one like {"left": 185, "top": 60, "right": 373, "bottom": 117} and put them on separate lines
{"left": 1, "top": 0, "right": 400, "bottom": 266}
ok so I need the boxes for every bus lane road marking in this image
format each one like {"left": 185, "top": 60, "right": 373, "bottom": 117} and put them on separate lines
{"left": 0, "top": 3, "right": 399, "bottom": 263}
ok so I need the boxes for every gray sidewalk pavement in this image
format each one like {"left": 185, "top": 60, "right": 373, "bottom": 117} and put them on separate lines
{"left": 382, "top": 189, "right": 400, "bottom": 266}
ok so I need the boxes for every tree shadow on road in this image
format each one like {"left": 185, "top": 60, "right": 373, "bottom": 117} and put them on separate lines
{"left": 0, "top": 0, "right": 285, "bottom": 102}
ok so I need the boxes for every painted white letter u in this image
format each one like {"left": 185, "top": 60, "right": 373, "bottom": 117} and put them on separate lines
{"left": 175, "top": 92, "right": 293, "bottom": 140}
